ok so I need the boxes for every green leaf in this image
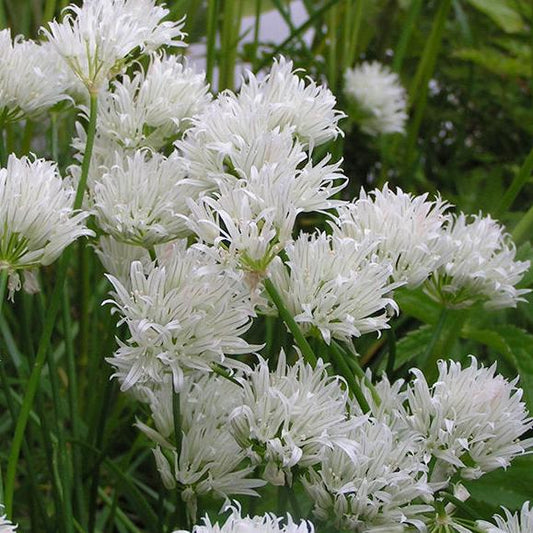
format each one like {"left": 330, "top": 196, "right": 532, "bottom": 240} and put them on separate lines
{"left": 465, "top": 0, "right": 525, "bottom": 33}
{"left": 395, "top": 324, "right": 433, "bottom": 370}
{"left": 454, "top": 47, "right": 532, "bottom": 77}
{"left": 465, "top": 456, "right": 533, "bottom": 511}
{"left": 395, "top": 287, "right": 442, "bottom": 325}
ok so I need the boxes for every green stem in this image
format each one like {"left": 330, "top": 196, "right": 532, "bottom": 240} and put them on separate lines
{"left": 263, "top": 277, "right": 317, "bottom": 367}
{"left": 329, "top": 340, "right": 370, "bottom": 412}
{"left": 392, "top": 0, "right": 423, "bottom": 72}
{"left": 512, "top": 202, "right": 533, "bottom": 245}
{"left": 74, "top": 91, "right": 98, "bottom": 210}
{"left": 206, "top": 0, "right": 218, "bottom": 88}
{"left": 496, "top": 144, "right": 533, "bottom": 216}
{"left": 3, "top": 254, "right": 70, "bottom": 516}
{"left": 347, "top": 0, "right": 364, "bottom": 69}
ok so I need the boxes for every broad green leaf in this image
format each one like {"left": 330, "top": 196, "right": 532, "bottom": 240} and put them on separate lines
{"left": 465, "top": 0, "right": 524, "bottom": 33}
{"left": 394, "top": 288, "right": 442, "bottom": 325}
{"left": 394, "top": 324, "right": 433, "bottom": 370}
{"left": 465, "top": 456, "right": 533, "bottom": 511}
{"left": 454, "top": 47, "right": 532, "bottom": 77}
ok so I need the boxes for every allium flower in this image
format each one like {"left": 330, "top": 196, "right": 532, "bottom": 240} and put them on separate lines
{"left": 137, "top": 374, "right": 264, "bottom": 519}
{"left": 227, "top": 353, "right": 351, "bottom": 485}
{"left": 478, "top": 502, "right": 533, "bottom": 533}
{"left": 405, "top": 358, "right": 533, "bottom": 481}
{"left": 332, "top": 184, "right": 450, "bottom": 287}
{"left": 302, "top": 418, "right": 431, "bottom": 532}
{"left": 0, "top": 155, "right": 92, "bottom": 297}
{"left": 268, "top": 232, "right": 399, "bottom": 344}
{"left": 0, "top": 29, "right": 70, "bottom": 122}
{"left": 94, "top": 53, "right": 211, "bottom": 152}
{"left": 0, "top": 508, "right": 17, "bottom": 533}
{"left": 424, "top": 213, "right": 530, "bottom": 309}
{"left": 106, "top": 241, "right": 256, "bottom": 392}
{"left": 42, "top": 0, "right": 186, "bottom": 92}
{"left": 92, "top": 149, "right": 210, "bottom": 247}
{"left": 344, "top": 61, "right": 408, "bottom": 136}
{"left": 238, "top": 56, "right": 344, "bottom": 148}
{"left": 175, "top": 504, "right": 314, "bottom": 533}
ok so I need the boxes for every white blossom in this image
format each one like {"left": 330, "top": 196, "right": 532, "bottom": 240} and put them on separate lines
{"left": 0, "top": 155, "right": 92, "bottom": 298}
{"left": 0, "top": 508, "right": 17, "bottom": 533}
{"left": 424, "top": 213, "right": 530, "bottom": 309}
{"left": 478, "top": 502, "right": 533, "bottom": 533}
{"left": 227, "top": 353, "right": 351, "bottom": 485}
{"left": 344, "top": 61, "right": 407, "bottom": 136}
{"left": 302, "top": 417, "right": 432, "bottom": 532}
{"left": 175, "top": 504, "right": 314, "bottom": 533}
{"left": 333, "top": 184, "right": 450, "bottom": 287}
{"left": 92, "top": 149, "right": 210, "bottom": 247}
{"left": 404, "top": 358, "right": 533, "bottom": 481}
{"left": 41, "top": 0, "right": 186, "bottom": 92}
{"left": 105, "top": 241, "right": 256, "bottom": 392}
{"left": 137, "top": 374, "right": 264, "bottom": 519}
{"left": 268, "top": 232, "right": 399, "bottom": 344}
{"left": 0, "top": 29, "right": 70, "bottom": 122}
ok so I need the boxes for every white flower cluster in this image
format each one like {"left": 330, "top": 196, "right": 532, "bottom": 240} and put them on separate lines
{"left": 0, "top": 508, "right": 17, "bottom": 533}
{"left": 344, "top": 61, "right": 408, "bottom": 136}
{"left": 478, "top": 502, "right": 533, "bottom": 533}
{"left": 42, "top": 0, "right": 186, "bottom": 93}
{"left": 0, "top": 29, "right": 70, "bottom": 122}
{"left": 0, "top": 155, "right": 92, "bottom": 298}
{"left": 105, "top": 241, "right": 256, "bottom": 393}
{"left": 174, "top": 504, "right": 314, "bottom": 533}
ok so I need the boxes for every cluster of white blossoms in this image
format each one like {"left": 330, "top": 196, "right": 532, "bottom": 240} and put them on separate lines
{"left": 344, "top": 61, "right": 408, "bottom": 136}
{"left": 0, "top": 155, "right": 92, "bottom": 297}
{"left": 174, "top": 505, "right": 314, "bottom": 533}
{"left": 478, "top": 502, "right": 533, "bottom": 533}
{"left": 0, "top": 508, "right": 17, "bottom": 533}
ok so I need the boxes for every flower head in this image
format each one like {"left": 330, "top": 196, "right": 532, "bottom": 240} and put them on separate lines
{"left": 227, "top": 353, "right": 350, "bottom": 485}
{"left": 0, "top": 508, "right": 17, "bottom": 533}
{"left": 268, "top": 232, "right": 399, "bottom": 344}
{"left": 0, "top": 29, "right": 70, "bottom": 122}
{"left": 405, "top": 358, "right": 533, "bottom": 481}
{"left": 302, "top": 418, "right": 431, "bottom": 532}
{"left": 333, "top": 184, "right": 450, "bottom": 287}
{"left": 106, "top": 241, "right": 256, "bottom": 392}
{"left": 92, "top": 149, "right": 210, "bottom": 247}
{"left": 344, "top": 61, "right": 407, "bottom": 136}
{"left": 42, "top": 0, "right": 186, "bottom": 92}
{"left": 0, "top": 155, "right": 92, "bottom": 298}
{"left": 478, "top": 502, "right": 533, "bottom": 533}
{"left": 176, "top": 503, "right": 314, "bottom": 533}
{"left": 424, "top": 213, "right": 530, "bottom": 309}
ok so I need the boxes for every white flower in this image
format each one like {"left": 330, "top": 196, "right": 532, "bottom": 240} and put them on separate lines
{"left": 92, "top": 149, "right": 210, "bottom": 247}
{"left": 94, "top": 53, "right": 211, "bottom": 151}
{"left": 105, "top": 241, "right": 256, "bottom": 392}
{"left": 0, "top": 508, "right": 17, "bottom": 533}
{"left": 136, "top": 374, "right": 264, "bottom": 519}
{"left": 0, "top": 29, "right": 70, "bottom": 122}
{"left": 405, "top": 358, "right": 533, "bottom": 481}
{"left": 238, "top": 56, "right": 344, "bottom": 148}
{"left": 478, "top": 502, "right": 533, "bottom": 533}
{"left": 269, "top": 232, "right": 399, "bottom": 344}
{"left": 424, "top": 213, "right": 530, "bottom": 309}
{"left": 344, "top": 61, "right": 407, "bottom": 136}
{"left": 0, "top": 155, "right": 92, "bottom": 298}
{"left": 332, "top": 184, "right": 450, "bottom": 287}
{"left": 227, "top": 352, "right": 351, "bottom": 485}
{"left": 41, "top": 0, "right": 186, "bottom": 92}
{"left": 302, "top": 417, "right": 432, "bottom": 532}
{"left": 176, "top": 503, "right": 314, "bottom": 533}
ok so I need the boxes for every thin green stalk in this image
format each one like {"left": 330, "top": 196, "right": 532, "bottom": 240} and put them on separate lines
{"left": 346, "top": 0, "right": 364, "bottom": 69}
{"left": 21, "top": 120, "right": 33, "bottom": 155}
{"left": 327, "top": 5, "right": 339, "bottom": 89}
{"left": 392, "top": 0, "right": 423, "bottom": 72}
{"left": 0, "top": 126, "right": 6, "bottom": 167}
{"left": 386, "top": 326, "right": 396, "bottom": 376}
{"left": 496, "top": 144, "right": 533, "bottom": 216}
{"left": 98, "top": 488, "right": 143, "bottom": 533}
{"left": 512, "top": 203, "right": 533, "bottom": 245}
{"left": 43, "top": 0, "right": 58, "bottom": 23}
{"left": 3, "top": 253, "right": 69, "bottom": 516}
{"left": 63, "top": 284, "right": 87, "bottom": 526}
{"left": 206, "top": 0, "right": 218, "bottom": 87}
{"left": 74, "top": 91, "right": 98, "bottom": 210}
{"left": 263, "top": 277, "right": 317, "bottom": 366}
{"left": 329, "top": 340, "right": 370, "bottom": 412}
{"left": 251, "top": 0, "right": 262, "bottom": 71}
